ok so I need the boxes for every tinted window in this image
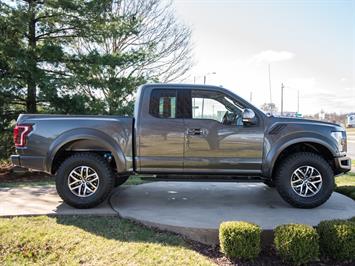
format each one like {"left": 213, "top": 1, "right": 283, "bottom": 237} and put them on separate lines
{"left": 149, "top": 89, "right": 177, "bottom": 118}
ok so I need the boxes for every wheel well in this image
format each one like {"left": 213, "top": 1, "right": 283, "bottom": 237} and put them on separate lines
{"left": 51, "top": 139, "right": 117, "bottom": 174}
{"left": 271, "top": 142, "right": 334, "bottom": 179}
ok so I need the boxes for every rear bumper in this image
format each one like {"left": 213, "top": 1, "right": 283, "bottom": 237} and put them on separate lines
{"left": 334, "top": 155, "right": 351, "bottom": 174}
{"left": 10, "top": 155, "right": 46, "bottom": 172}
{"left": 10, "top": 155, "right": 21, "bottom": 166}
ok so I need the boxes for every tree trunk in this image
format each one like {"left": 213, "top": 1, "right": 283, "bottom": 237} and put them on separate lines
{"left": 27, "top": 1, "right": 37, "bottom": 113}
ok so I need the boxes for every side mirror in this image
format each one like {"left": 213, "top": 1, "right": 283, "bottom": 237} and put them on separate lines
{"left": 242, "top": 108, "right": 257, "bottom": 125}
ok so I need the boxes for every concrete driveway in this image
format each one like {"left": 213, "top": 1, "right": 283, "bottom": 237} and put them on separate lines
{"left": 0, "top": 186, "right": 116, "bottom": 216}
{"left": 1, "top": 182, "right": 354, "bottom": 245}
{"left": 110, "top": 182, "right": 355, "bottom": 244}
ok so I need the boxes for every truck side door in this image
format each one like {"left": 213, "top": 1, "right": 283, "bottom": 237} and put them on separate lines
{"left": 183, "top": 89, "right": 264, "bottom": 174}
{"left": 136, "top": 88, "right": 185, "bottom": 173}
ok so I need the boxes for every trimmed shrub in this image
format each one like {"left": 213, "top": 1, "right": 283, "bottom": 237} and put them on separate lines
{"left": 219, "top": 221, "right": 261, "bottom": 260}
{"left": 274, "top": 224, "right": 319, "bottom": 265}
{"left": 317, "top": 219, "right": 355, "bottom": 260}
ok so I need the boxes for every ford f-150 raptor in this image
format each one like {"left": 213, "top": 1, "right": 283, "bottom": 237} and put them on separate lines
{"left": 11, "top": 84, "right": 351, "bottom": 208}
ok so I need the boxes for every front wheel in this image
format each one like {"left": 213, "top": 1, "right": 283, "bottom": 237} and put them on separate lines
{"left": 55, "top": 153, "right": 114, "bottom": 209}
{"left": 275, "top": 152, "right": 334, "bottom": 208}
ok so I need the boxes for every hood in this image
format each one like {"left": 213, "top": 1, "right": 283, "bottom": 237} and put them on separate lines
{"left": 270, "top": 116, "right": 344, "bottom": 130}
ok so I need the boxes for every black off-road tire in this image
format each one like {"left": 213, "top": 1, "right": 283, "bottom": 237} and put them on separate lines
{"left": 114, "top": 175, "right": 130, "bottom": 187}
{"left": 275, "top": 152, "right": 334, "bottom": 208}
{"left": 55, "top": 152, "right": 114, "bottom": 209}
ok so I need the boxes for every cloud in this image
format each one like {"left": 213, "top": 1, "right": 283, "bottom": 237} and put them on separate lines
{"left": 249, "top": 50, "right": 295, "bottom": 64}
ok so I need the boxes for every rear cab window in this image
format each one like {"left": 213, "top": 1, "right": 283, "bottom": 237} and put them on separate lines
{"left": 149, "top": 89, "right": 186, "bottom": 119}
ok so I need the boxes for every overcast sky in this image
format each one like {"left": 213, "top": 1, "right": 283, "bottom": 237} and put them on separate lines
{"left": 171, "top": 0, "right": 355, "bottom": 115}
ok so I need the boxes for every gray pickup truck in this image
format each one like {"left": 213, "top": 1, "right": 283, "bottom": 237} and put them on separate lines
{"left": 11, "top": 84, "right": 351, "bottom": 208}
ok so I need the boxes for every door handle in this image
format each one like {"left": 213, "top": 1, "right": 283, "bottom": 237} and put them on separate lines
{"left": 187, "top": 128, "right": 208, "bottom": 136}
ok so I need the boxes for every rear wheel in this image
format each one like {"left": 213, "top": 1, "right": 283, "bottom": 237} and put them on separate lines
{"left": 55, "top": 153, "right": 114, "bottom": 209}
{"left": 275, "top": 152, "right": 334, "bottom": 208}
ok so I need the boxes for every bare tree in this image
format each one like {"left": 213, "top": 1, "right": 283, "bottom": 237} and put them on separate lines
{"left": 70, "top": 0, "right": 193, "bottom": 114}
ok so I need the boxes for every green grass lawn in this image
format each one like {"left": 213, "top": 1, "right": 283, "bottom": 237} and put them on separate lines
{"left": 0, "top": 216, "right": 214, "bottom": 266}
{"left": 335, "top": 172, "right": 355, "bottom": 200}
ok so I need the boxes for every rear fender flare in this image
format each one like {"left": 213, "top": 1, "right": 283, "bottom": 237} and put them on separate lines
{"left": 46, "top": 128, "right": 126, "bottom": 173}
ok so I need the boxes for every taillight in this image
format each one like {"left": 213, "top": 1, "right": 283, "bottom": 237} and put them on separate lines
{"left": 14, "top": 124, "right": 33, "bottom": 147}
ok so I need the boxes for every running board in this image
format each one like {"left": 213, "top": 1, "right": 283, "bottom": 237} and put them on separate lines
{"left": 140, "top": 175, "right": 265, "bottom": 183}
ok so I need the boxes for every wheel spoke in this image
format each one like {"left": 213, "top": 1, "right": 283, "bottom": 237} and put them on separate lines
{"left": 86, "top": 185, "right": 95, "bottom": 193}
{"left": 72, "top": 171, "right": 82, "bottom": 179}
{"left": 87, "top": 177, "right": 99, "bottom": 184}
{"left": 295, "top": 169, "right": 304, "bottom": 179}
{"left": 77, "top": 184, "right": 83, "bottom": 196}
{"left": 69, "top": 174, "right": 80, "bottom": 182}
{"left": 86, "top": 173, "right": 97, "bottom": 179}
{"left": 307, "top": 184, "right": 316, "bottom": 194}
{"left": 292, "top": 178, "right": 302, "bottom": 185}
{"left": 69, "top": 180, "right": 81, "bottom": 186}
{"left": 309, "top": 181, "right": 319, "bottom": 190}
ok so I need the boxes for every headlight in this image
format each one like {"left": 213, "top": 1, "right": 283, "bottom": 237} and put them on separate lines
{"left": 331, "top": 131, "right": 346, "bottom": 152}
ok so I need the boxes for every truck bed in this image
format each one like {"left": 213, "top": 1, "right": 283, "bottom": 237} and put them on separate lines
{"left": 14, "top": 114, "right": 134, "bottom": 173}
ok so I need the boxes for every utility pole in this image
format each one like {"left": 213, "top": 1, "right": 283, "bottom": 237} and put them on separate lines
{"left": 193, "top": 76, "right": 196, "bottom": 84}
{"left": 297, "top": 89, "right": 300, "bottom": 113}
{"left": 268, "top": 64, "right": 272, "bottom": 103}
{"left": 250, "top": 91, "right": 253, "bottom": 102}
{"left": 281, "top": 83, "right": 284, "bottom": 116}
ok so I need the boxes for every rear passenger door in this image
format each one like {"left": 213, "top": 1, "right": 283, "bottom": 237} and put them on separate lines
{"left": 136, "top": 88, "right": 186, "bottom": 173}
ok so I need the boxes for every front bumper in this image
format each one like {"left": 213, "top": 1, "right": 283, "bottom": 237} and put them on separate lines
{"left": 334, "top": 155, "right": 351, "bottom": 173}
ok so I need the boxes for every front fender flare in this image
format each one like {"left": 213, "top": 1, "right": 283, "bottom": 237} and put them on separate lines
{"left": 262, "top": 136, "right": 336, "bottom": 178}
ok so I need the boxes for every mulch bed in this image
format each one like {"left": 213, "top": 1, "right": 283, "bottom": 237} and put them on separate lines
{"left": 0, "top": 163, "right": 51, "bottom": 183}
{"left": 189, "top": 240, "right": 354, "bottom": 266}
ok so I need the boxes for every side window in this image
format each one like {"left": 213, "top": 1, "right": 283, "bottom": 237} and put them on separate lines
{"left": 192, "top": 97, "right": 228, "bottom": 122}
{"left": 191, "top": 90, "right": 244, "bottom": 125}
{"left": 149, "top": 89, "right": 177, "bottom": 118}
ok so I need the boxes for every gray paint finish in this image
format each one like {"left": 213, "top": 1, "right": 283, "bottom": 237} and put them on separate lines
{"left": 11, "top": 83, "right": 351, "bottom": 178}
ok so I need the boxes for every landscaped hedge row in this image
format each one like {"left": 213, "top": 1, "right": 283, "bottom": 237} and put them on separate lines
{"left": 219, "top": 221, "right": 261, "bottom": 260}
{"left": 219, "top": 218, "right": 355, "bottom": 264}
